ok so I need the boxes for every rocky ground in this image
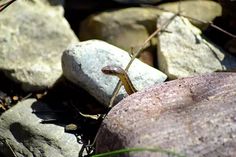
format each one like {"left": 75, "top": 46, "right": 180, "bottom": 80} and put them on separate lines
{"left": 0, "top": 0, "right": 236, "bottom": 157}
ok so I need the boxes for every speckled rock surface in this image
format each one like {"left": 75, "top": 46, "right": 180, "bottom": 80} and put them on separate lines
{"left": 157, "top": 13, "right": 236, "bottom": 80}
{"left": 0, "top": 99, "right": 83, "bottom": 157}
{"left": 0, "top": 0, "right": 78, "bottom": 91}
{"left": 96, "top": 72, "right": 236, "bottom": 157}
{"left": 62, "top": 40, "right": 167, "bottom": 106}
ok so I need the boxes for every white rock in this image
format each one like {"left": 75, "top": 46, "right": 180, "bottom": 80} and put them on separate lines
{"left": 62, "top": 40, "right": 167, "bottom": 106}
{"left": 157, "top": 13, "right": 236, "bottom": 79}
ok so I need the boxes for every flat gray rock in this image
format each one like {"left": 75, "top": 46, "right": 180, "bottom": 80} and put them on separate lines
{"left": 0, "top": 0, "right": 78, "bottom": 91}
{"left": 0, "top": 99, "right": 83, "bottom": 157}
{"left": 96, "top": 72, "right": 236, "bottom": 157}
{"left": 62, "top": 40, "right": 167, "bottom": 106}
{"left": 157, "top": 13, "right": 236, "bottom": 80}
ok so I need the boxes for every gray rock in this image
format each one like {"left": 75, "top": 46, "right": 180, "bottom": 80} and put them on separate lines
{"left": 158, "top": 0, "right": 222, "bottom": 29}
{"left": 62, "top": 40, "right": 167, "bottom": 106}
{"left": 96, "top": 72, "right": 236, "bottom": 157}
{"left": 157, "top": 13, "right": 236, "bottom": 80}
{"left": 0, "top": 0, "right": 78, "bottom": 91}
{"left": 0, "top": 99, "right": 83, "bottom": 157}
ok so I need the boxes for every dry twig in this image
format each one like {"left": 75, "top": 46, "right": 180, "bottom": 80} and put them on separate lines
{"left": 108, "top": 13, "right": 178, "bottom": 109}
{"left": 108, "top": 2, "right": 236, "bottom": 109}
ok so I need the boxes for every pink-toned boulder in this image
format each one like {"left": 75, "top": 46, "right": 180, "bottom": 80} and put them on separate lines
{"left": 96, "top": 72, "right": 236, "bottom": 157}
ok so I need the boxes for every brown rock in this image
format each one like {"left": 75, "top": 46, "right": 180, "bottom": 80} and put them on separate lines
{"left": 96, "top": 72, "right": 236, "bottom": 157}
{"left": 158, "top": 0, "right": 222, "bottom": 30}
{"left": 138, "top": 50, "right": 155, "bottom": 66}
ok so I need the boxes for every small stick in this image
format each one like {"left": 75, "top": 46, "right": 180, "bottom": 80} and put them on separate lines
{"left": 89, "top": 13, "right": 179, "bottom": 149}
{"left": 4, "top": 139, "right": 18, "bottom": 157}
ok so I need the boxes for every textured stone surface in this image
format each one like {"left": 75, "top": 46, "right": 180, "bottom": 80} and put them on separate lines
{"left": 0, "top": 99, "right": 83, "bottom": 157}
{"left": 157, "top": 13, "right": 236, "bottom": 80}
{"left": 0, "top": 0, "right": 78, "bottom": 91}
{"left": 158, "top": 0, "right": 222, "bottom": 29}
{"left": 79, "top": 7, "right": 162, "bottom": 52}
{"left": 62, "top": 40, "right": 167, "bottom": 106}
{"left": 96, "top": 72, "right": 236, "bottom": 157}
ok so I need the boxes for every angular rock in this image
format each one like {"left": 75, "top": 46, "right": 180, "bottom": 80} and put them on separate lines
{"left": 30, "top": 0, "right": 64, "bottom": 10}
{"left": 96, "top": 72, "right": 236, "bottom": 157}
{"left": 62, "top": 40, "right": 167, "bottom": 106}
{"left": 158, "top": 0, "right": 222, "bottom": 29}
{"left": 0, "top": 0, "right": 78, "bottom": 91}
{"left": 157, "top": 13, "right": 236, "bottom": 80}
{"left": 218, "top": 0, "right": 236, "bottom": 55}
{"left": 79, "top": 7, "right": 162, "bottom": 52}
{"left": 0, "top": 99, "right": 83, "bottom": 157}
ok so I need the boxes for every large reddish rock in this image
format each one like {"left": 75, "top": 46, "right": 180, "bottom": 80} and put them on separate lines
{"left": 96, "top": 72, "right": 236, "bottom": 157}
